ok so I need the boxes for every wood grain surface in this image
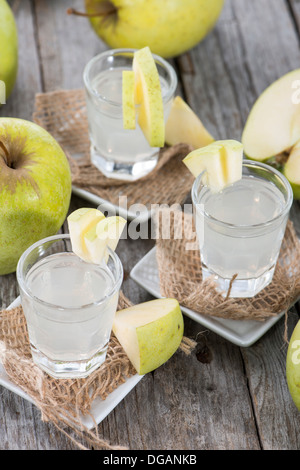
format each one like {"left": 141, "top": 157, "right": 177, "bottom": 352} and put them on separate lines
{"left": 0, "top": 0, "right": 300, "bottom": 450}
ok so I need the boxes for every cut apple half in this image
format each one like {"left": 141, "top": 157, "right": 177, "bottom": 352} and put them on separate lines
{"left": 133, "top": 46, "right": 165, "bottom": 147}
{"left": 67, "top": 208, "right": 105, "bottom": 262}
{"left": 242, "top": 69, "right": 300, "bottom": 162}
{"left": 112, "top": 298, "right": 184, "bottom": 375}
{"left": 122, "top": 70, "right": 136, "bottom": 130}
{"left": 165, "top": 96, "right": 215, "bottom": 148}
{"left": 241, "top": 69, "right": 300, "bottom": 199}
{"left": 183, "top": 139, "right": 243, "bottom": 192}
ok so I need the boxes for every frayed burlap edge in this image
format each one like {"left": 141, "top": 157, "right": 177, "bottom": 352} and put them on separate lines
{"left": 155, "top": 207, "right": 300, "bottom": 323}
{"left": 0, "top": 291, "right": 196, "bottom": 450}
{"left": 33, "top": 89, "right": 194, "bottom": 209}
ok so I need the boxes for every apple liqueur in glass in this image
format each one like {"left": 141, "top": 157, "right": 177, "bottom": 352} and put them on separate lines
{"left": 192, "top": 160, "right": 293, "bottom": 298}
{"left": 83, "top": 48, "right": 177, "bottom": 181}
{"left": 17, "top": 234, "right": 123, "bottom": 379}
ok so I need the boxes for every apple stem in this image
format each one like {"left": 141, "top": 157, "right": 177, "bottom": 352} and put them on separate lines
{"left": 0, "top": 141, "right": 9, "bottom": 162}
{"left": 67, "top": 2, "right": 117, "bottom": 19}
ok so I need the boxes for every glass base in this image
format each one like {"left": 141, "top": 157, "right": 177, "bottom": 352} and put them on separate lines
{"left": 30, "top": 343, "right": 108, "bottom": 379}
{"left": 90, "top": 146, "right": 159, "bottom": 182}
{"left": 201, "top": 264, "right": 275, "bottom": 298}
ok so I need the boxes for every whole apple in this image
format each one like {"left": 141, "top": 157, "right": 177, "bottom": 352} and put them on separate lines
{"left": 0, "top": 0, "right": 18, "bottom": 101}
{"left": 286, "top": 320, "right": 300, "bottom": 410}
{"left": 0, "top": 118, "right": 72, "bottom": 275}
{"left": 68, "top": 0, "right": 224, "bottom": 58}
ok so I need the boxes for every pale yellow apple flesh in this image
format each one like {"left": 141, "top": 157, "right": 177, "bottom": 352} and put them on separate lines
{"left": 242, "top": 69, "right": 300, "bottom": 161}
{"left": 68, "top": 208, "right": 126, "bottom": 264}
{"left": 133, "top": 46, "right": 164, "bottom": 147}
{"left": 165, "top": 96, "right": 214, "bottom": 148}
{"left": 286, "top": 320, "right": 300, "bottom": 410}
{"left": 113, "top": 298, "right": 184, "bottom": 375}
{"left": 67, "top": 208, "right": 105, "bottom": 262}
{"left": 122, "top": 70, "right": 136, "bottom": 130}
{"left": 183, "top": 139, "right": 243, "bottom": 192}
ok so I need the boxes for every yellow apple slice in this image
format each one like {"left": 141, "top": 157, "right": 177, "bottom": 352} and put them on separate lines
{"left": 122, "top": 70, "right": 136, "bottom": 130}
{"left": 112, "top": 298, "right": 184, "bottom": 375}
{"left": 133, "top": 46, "right": 164, "bottom": 147}
{"left": 165, "top": 96, "right": 215, "bottom": 148}
{"left": 67, "top": 208, "right": 105, "bottom": 262}
{"left": 84, "top": 215, "right": 127, "bottom": 264}
{"left": 183, "top": 139, "right": 243, "bottom": 192}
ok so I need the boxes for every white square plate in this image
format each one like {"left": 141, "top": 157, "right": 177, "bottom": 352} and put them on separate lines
{"left": 130, "top": 247, "right": 288, "bottom": 347}
{"left": 0, "top": 297, "right": 143, "bottom": 429}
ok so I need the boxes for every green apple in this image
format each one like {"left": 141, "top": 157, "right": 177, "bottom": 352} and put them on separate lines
{"left": 242, "top": 69, "right": 300, "bottom": 198}
{"left": 0, "top": 0, "right": 18, "bottom": 101}
{"left": 286, "top": 320, "right": 300, "bottom": 411}
{"left": 183, "top": 139, "right": 243, "bottom": 192}
{"left": 68, "top": 0, "right": 224, "bottom": 59}
{"left": 0, "top": 117, "right": 72, "bottom": 275}
{"left": 112, "top": 298, "right": 184, "bottom": 375}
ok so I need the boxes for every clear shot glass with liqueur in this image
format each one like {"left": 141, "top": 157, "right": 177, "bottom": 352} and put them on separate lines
{"left": 17, "top": 233, "right": 123, "bottom": 379}
{"left": 83, "top": 48, "right": 177, "bottom": 181}
{"left": 192, "top": 160, "right": 293, "bottom": 298}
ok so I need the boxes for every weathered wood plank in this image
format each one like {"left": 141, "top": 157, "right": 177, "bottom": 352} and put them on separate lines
{"left": 176, "top": 0, "right": 300, "bottom": 450}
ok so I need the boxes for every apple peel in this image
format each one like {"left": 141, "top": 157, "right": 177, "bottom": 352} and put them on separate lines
{"left": 122, "top": 70, "right": 136, "bottom": 130}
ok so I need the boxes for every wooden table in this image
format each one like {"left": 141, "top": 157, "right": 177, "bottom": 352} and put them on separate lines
{"left": 1, "top": 0, "right": 300, "bottom": 451}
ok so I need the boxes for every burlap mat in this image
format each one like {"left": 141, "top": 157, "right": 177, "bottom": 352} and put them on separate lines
{"left": 155, "top": 207, "right": 300, "bottom": 322}
{"left": 0, "top": 291, "right": 195, "bottom": 450}
{"left": 32, "top": 89, "right": 194, "bottom": 210}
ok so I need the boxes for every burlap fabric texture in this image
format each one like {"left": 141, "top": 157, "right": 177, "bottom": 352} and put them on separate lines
{"left": 155, "top": 207, "right": 300, "bottom": 322}
{"left": 0, "top": 291, "right": 196, "bottom": 450}
{"left": 32, "top": 89, "right": 194, "bottom": 210}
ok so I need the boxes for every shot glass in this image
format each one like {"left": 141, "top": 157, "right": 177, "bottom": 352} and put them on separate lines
{"left": 83, "top": 48, "right": 177, "bottom": 181}
{"left": 192, "top": 160, "right": 293, "bottom": 298}
{"left": 17, "top": 234, "right": 123, "bottom": 379}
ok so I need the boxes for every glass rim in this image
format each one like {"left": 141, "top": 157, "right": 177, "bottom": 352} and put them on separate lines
{"left": 83, "top": 47, "right": 178, "bottom": 107}
{"left": 191, "top": 159, "right": 293, "bottom": 230}
{"left": 16, "top": 233, "right": 123, "bottom": 310}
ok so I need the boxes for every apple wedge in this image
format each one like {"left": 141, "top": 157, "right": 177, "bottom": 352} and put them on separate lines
{"left": 84, "top": 215, "right": 127, "bottom": 263}
{"left": 182, "top": 139, "right": 243, "bottom": 192}
{"left": 165, "top": 96, "right": 214, "bottom": 148}
{"left": 286, "top": 320, "right": 300, "bottom": 410}
{"left": 133, "top": 46, "right": 165, "bottom": 147}
{"left": 112, "top": 298, "right": 184, "bottom": 375}
{"left": 67, "top": 208, "right": 105, "bottom": 262}
{"left": 122, "top": 70, "right": 136, "bottom": 130}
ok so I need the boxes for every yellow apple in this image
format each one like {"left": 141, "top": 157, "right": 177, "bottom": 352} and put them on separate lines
{"left": 242, "top": 69, "right": 300, "bottom": 198}
{"left": 68, "top": 0, "right": 224, "bottom": 59}
{"left": 0, "top": 0, "right": 18, "bottom": 101}
{"left": 0, "top": 118, "right": 72, "bottom": 275}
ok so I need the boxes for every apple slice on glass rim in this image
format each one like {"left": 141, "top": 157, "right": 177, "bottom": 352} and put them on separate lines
{"left": 122, "top": 70, "right": 136, "bottom": 130}
{"left": 182, "top": 139, "right": 243, "bottom": 192}
{"left": 67, "top": 208, "right": 126, "bottom": 264}
{"left": 132, "top": 46, "right": 165, "bottom": 147}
